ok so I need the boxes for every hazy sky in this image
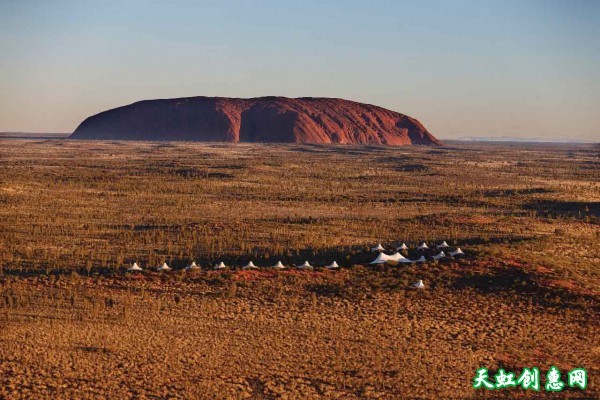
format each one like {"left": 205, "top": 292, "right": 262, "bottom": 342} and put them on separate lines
{"left": 1, "top": 0, "right": 599, "bottom": 140}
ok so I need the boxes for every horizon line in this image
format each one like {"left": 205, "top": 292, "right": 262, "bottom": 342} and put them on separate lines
{"left": 0, "top": 131, "right": 598, "bottom": 145}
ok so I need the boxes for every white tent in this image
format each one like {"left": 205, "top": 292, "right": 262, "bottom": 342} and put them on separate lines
{"left": 412, "top": 279, "right": 425, "bottom": 289}
{"left": 326, "top": 261, "right": 339, "bottom": 269}
{"left": 414, "top": 256, "right": 427, "bottom": 263}
{"left": 449, "top": 248, "right": 465, "bottom": 257}
{"left": 432, "top": 251, "right": 446, "bottom": 260}
{"left": 417, "top": 242, "right": 429, "bottom": 250}
{"left": 157, "top": 262, "right": 171, "bottom": 271}
{"left": 242, "top": 261, "right": 258, "bottom": 270}
{"left": 396, "top": 243, "right": 408, "bottom": 251}
{"left": 436, "top": 241, "right": 450, "bottom": 248}
{"left": 389, "top": 252, "right": 408, "bottom": 262}
{"left": 127, "top": 262, "right": 142, "bottom": 272}
{"left": 370, "top": 253, "right": 391, "bottom": 264}
{"left": 185, "top": 261, "right": 199, "bottom": 271}
{"left": 298, "top": 261, "right": 313, "bottom": 270}
{"left": 397, "top": 258, "right": 414, "bottom": 264}
{"left": 272, "top": 261, "right": 285, "bottom": 269}
{"left": 371, "top": 243, "right": 385, "bottom": 252}
{"left": 214, "top": 262, "right": 228, "bottom": 270}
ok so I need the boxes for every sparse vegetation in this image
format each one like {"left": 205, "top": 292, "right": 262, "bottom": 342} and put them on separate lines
{"left": 0, "top": 139, "right": 598, "bottom": 398}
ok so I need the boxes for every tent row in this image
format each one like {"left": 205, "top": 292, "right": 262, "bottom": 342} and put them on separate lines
{"left": 127, "top": 260, "right": 341, "bottom": 272}
{"left": 371, "top": 241, "right": 452, "bottom": 252}
{"left": 369, "top": 248, "right": 464, "bottom": 264}
{"left": 128, "top": 261, "right": 427, "bottom": 289}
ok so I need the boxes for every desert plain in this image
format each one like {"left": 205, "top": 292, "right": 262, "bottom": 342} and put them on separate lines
{"left": 0, "top": 138, "right": 598, "bottom": 399}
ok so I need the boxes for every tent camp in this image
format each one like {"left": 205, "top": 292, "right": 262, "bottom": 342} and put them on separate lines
{"left": 127, "top": 262, "right": 142, "bottom": 272}
{"left": 298, "top": 261, "right": 313, "bottom": 270}
{"left": 371, "top": 243, "right": 385, "bottom": 252}
{"left": 396, "top": 243, "right": 408, "bottom": 251}
{"left": 414, "top": 256, "right": 427, "bottom": 263}
{"left": 412, "top": 280, "right": 425, "bottom": 289}
{"left": 214, "top": 262, "right": 228, "bottom": 270}
{"left": 449, "top": 248, "right": 465, "bottom": 257}
{"left": 185, "top": 261, "right": 199, "bottom": 271}
{"left": 157, "top": 262, "right": 171, "bottom": 271}
{"left": 432, "top": 251, "right": 446, "bottom": 260}
{"left": 272, "top": 261, "right": 285, "bottom": 269}
{"left": 436, "top": 241, "right": 450, "bottom": 248}
{"left": 242, "top": 261, "right": 258, "bottom": 270}
{"left": 326, "top": 261, "right": 339, "bottom": 269}
{"left": 370, "top": 253, "right": 392, "bottom": 264}
{"left": 417, "top": 242, "right": 429, "bottom": 250}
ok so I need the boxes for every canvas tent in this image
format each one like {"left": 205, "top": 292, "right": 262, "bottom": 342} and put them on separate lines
{"left": 298, "top": 261, "right": 313, "bottom": 270}
{"left": 185, "top": 261, "right": 199, "bottom": 271}
{"left": 214, "top": 262, "right": 228, "bottom": 270}
{"left": 396, "top": 243, "right": 408, "bottom": 251}
{"left": 389, "top": 252, "right": 408, "bottom": 262}
{"left": 432, "top": 251, "right": 446, "bottom": 260}
{"left": 128, "top": 262, "right": 142, "bottom": 272}
{"left": 449, "top": 248, "right": 465, "bottom": 257}
{"left": 157, "top": 262, "right": 171, "bottom": 271}
{"left": 242, "top": 261, "right": 258, "bottom": 270}
{"left": 436, "top": 241, "right": 450, "bottom": 248}
{"left": 326, "top": 261, "right": 339, "bottom": 269}
{"left": 371, "top": 243, "right": 385, "bottom": 252}
{"left": 417, "top": 242, "right": 429, "bottom": 250}
{"left": 370, "top": 253, "right": 391, "bottom": 264}
{"left": 414, "top": 256, "right": 427, "bottom": 263}
{"left": 412, "top": 280, "right": 425, "bottom": 289}
{"left": 272, "top": 261, "right": 285, "bottom": 269}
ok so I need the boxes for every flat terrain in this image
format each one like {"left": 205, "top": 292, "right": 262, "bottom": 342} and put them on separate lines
{"left": 0, "top": 139, "right": 598, "bottom": 399}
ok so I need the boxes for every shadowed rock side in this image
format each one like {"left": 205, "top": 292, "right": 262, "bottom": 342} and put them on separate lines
{"left": 71, "top": 97, "right": 441, "bottom": 145}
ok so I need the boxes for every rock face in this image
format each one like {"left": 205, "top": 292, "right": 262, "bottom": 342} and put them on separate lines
{"left": 71, "top": 97, "right": 441, "bottom": 146}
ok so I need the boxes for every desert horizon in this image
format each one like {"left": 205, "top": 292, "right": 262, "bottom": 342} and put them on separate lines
{"left": 2, "top": 132, "right": 598, "bottom": 145}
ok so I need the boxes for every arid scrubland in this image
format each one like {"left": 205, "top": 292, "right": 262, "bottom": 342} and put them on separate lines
{"left": 0, "top": 139, "right": 598, "bottom": 399}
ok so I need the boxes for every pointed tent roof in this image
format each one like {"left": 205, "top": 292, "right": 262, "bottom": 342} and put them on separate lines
{"left": 157, "top": 262, "right": 171, "bottom": 271}
{"left": 436, "top": 241, "right": 450, "bottom": 248}
{"left": 326, "top": 261, "right": 339, "bottom": 269}
{"left": 214, "top": 262, "right": 228, "bottom": 270}
{"left": 417, "top": 242, "right": 429, "bottom": 250}
{"left": 298, "top": 261, "right": 313, "bottom": 270}
{"left": 389, "top": 252, "right": 408, "bottom": 261}
{"left": 128, "top": 262, "right": 142, "bottom": 271}
{"left": 185, "top": 261, "right": 199, "bottom": 270}
{"left": 396, "top": 243, "right": 408, "bottom": 250}
{"left": 414, "top": 256, "right": 427, "bottom": 263}
{"left": 412, "top": 280, "right": 425, "bottom": 289}
{"left": 272, "top": 261, "right": 285, "bottom": 269}
{"left": 397, "top": 257, "right": 413, "bottom": 263}
{"left": 242, "top": 261, "right": 258, "bottom": 269}
{"left": 432, "top": 251, "right": 446, "bottom": 260}
{"left": 449, "top": 248, "right": 465, "bottom": 256}
{"left": 371, "top": 243, "right": 385, "bottom": 252}
{"left": 370, "top": 253, "right": 391, "bottom": 264}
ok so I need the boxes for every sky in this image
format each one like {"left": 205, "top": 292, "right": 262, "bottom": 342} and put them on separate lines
{"left": 0, "top": 0, "right": 599, "bottom": 141}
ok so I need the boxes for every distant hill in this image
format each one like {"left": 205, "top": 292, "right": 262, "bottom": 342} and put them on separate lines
{"left": 70, "top": 96, "right": 441, "bottom": 146}
{"left": 455, "top": 135, "right": 597, "bottom": 144}
{"left": 0, "top": 132, "right": 69, "bottom": 139}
